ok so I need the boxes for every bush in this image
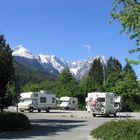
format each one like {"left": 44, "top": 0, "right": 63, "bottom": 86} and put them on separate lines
{"left": 0, "top": 112, "right": 30, "bottom": 131}
{"left": 90, "top": 120, "right": 140, "bottom": 140}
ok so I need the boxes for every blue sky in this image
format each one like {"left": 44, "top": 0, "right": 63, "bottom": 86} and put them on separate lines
{"left": 0, "top": 0, "right": 139, "bottom": 79}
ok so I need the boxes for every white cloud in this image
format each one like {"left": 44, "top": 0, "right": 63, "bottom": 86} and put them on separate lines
{"left": 83, "top": 44, "right": 92, "bottom": 52}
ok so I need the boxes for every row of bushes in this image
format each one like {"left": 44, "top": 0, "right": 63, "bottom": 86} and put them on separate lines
{"left": 90, "top": 119, "right": 140, "bottom": 140}
{"left": 0, "top": 112, "right": 30, "bottom": 131}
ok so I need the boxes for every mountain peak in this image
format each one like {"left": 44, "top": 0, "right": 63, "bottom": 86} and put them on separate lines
{"left": 13, "top": 45, "right": 34, "bottom": 59}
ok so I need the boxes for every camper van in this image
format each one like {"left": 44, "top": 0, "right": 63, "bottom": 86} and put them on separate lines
{"left": 85, "top": 92, "right": 121, "bottom": 117}
{"left": 18, "top": 90, "right": 56, "bottom": 112}
{"left": 60, "top": 96, "right": 78, "bottom": 110}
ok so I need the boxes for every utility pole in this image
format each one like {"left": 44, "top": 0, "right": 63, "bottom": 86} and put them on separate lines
{"left": 103, "top": 66, "right": 106, "bottom": 87}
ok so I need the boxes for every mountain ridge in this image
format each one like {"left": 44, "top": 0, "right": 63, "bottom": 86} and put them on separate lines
{"left": 12, "top": 45, "right": 106, "bottom": 79}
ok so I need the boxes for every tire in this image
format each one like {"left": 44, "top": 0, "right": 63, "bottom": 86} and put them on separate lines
{"left": 38, "top": 109, "right": 41, "bottom": 113}
{"left": 93, "top": 114, "right": 96, "bottom": 117}
{"left": 106, "top": 114, "right": 110, "bottom": 117}
{"left": 66, "top": 107, "right": 69, "bottom": 110}
{"left": 46, "top": 108, "right": 50, "bottom": 113}
{"left": 29, "top": 107, "right": 34, "bottom": 113}
{"left": 20, "top": 110, "right": 24, "bottom": 112}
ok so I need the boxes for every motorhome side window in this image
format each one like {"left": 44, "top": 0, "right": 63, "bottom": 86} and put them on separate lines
{"left": 34, "top": 93, "right": 38, "bottom": 97}
{"left": 52, "top": 97, "right": 55, "bottom": 103}
{"left": 97, "top": 98, "right": 105, "bottom": 102}
{"left": 40, "top": 97, "right": 46, "bottom": 103}
{"left": 72, "top": 101, "right": 75, "bottom": 104}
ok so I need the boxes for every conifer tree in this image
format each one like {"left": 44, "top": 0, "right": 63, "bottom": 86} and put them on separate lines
{"left": 105, "top": 57, "right": 122, "bottom": 90}
{"left": 0, "top": 34, "right": 14, "bottom": 112}
{"left": 88, "top": 57, "right": 104, "bottom": 91}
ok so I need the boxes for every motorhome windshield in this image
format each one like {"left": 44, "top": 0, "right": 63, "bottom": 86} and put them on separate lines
{"left": 22, "top": 99, "right": 32, "bottom": 104}
{"left": 97, "top": 98, "right": 105, "bottom": 102}
{"left": 61, "top": 101, "right": 70, "bottom": 105}
{"left": 19, "top": 99, "right": 24, "bottom": 103}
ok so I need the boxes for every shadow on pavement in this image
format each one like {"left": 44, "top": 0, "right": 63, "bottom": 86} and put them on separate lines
{"left": 0, "top": 119, "right": 87, "bottom": 139}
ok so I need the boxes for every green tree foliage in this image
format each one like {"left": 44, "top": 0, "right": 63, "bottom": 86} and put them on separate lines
{"left": 88, "top": 57, "right": 104, "bottom": 91}
{"left": 22, "top": 80, "right": 56, "bottom": 93}
{"left": 56, "top": 69, "right": 79, "bottom": 97}
{"left": 105, "top": 57, "right": 122, "bottom": 90}
{"left": 110, "top": 0, "right": 140, "bottom": 64}
{"left": 14, "top": 60, "right": 55, "bottom": 86}
{"left": 138, "top": 79, "right": 140, "bottom": 86}
{"left": 105, "top": 57, "right": 122, "bottom": 75}
{"left": 79, "top": 75, "right": 96, "bottom": 94}
{"left": 0, "top": 34, "right": 14, "bottom": 111}
{"left": 111, "top": 63, "right": 140, "bottom": 111}
{"left": 78, "top": 75, "right": 97, "bottom": 109}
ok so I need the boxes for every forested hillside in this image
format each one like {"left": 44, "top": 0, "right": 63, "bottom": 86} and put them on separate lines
{"left": 13, "top": 60, "right": 56, "bottom": 86}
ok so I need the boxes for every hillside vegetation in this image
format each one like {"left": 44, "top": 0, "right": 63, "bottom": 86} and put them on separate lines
{"left": 14, "top": 60, "right": 56, "bottom": 85}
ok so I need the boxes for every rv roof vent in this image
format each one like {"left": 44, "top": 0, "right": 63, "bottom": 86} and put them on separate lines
{"left": 40, "top": 90, "right": 52, "bottom": 94}
{"left": 40, "top": 90, "right": 47, "bottom": 93}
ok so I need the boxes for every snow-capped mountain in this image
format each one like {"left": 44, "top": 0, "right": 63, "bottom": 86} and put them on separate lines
{"left": 38, "top": 54, "right": 69, "bottom": 73}
{"left": 12, "top": 45, "right": 106, "bottom": 79}
{"left": 13, "top": 45, "right": 35, "bottom": 59}
{"left": 68, "top": 56, "right": 106, "bottom": 79}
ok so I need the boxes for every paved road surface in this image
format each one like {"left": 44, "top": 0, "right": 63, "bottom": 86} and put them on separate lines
{"left": 0, "top": 108, "right": 140, "bottom": 140}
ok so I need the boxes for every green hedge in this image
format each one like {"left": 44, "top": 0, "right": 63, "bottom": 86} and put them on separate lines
{"left": 0, "top": 112, "right": 30, "bottom": 131}
{"left": 90, "top": 120, "right": 140, "bottom": 140}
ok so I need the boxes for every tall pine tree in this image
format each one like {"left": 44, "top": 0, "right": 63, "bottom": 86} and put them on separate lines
{"left": 88, "top": 57, "right": 104, "bottom": 91}
{"left": 0, "top": 34, "right": 14, "bottom": 112}
{"left": 105, "top": 57, "right": 122, "bottom": 91}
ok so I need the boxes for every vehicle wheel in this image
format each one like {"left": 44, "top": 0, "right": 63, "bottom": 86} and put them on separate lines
{"left": 29, "top": 107, "right": 34, "bottom": 113}
{"left": 66, "top": 107, "right": 69, "bottom": 110}
{"left": 93, "top": 114, "right": 96, "bottom": 117}
{"left": 38, "top": 109, "right": 41, "bottom": 113}
{"left": 106, "top": 114, "right": 110, "bottom": 117}
{"left": 46, "top": 108, "right": 50, "bottom": 113}
{"left": 114, "top": 113, "right": 116, "bottom": 117}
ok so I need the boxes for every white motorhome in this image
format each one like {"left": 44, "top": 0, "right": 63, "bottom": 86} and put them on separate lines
{"left": 60, "top": 96, "right": 78, "bottom": 110}
{"left": 18, "top": 90, "right": 56, "bottom": 112}
{"left": 85, "top": 92, "right": 121, "bottom": 117}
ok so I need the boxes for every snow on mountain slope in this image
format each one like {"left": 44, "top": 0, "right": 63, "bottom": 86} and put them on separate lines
{"left": 12, "top": 45, "right": 106, "bottom": 79}
{"left": 68, "top": 56, "right": 106, "bottom": 79}
{"left": 38, "top": 54, "right": 69, "bottom": 72}
{"left": 13, "top": 45, "right": 35, "bottom": 59}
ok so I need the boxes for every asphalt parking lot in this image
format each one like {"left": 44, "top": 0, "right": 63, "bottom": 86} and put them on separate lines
{"left": 1, "top": 107, "right": 140, "bottom": 140}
